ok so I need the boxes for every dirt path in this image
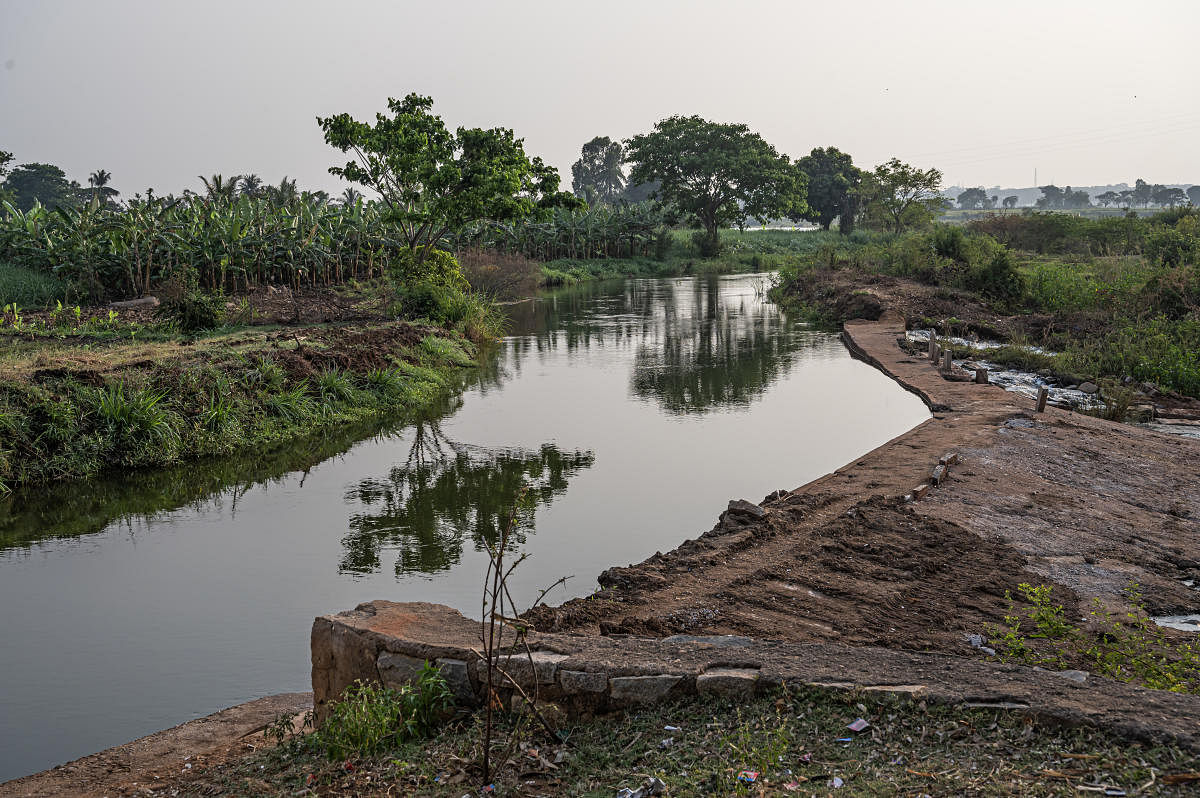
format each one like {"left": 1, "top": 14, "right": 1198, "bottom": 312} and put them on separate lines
{"left": 529, "top": 311, "right": 1200, "bottom": 657}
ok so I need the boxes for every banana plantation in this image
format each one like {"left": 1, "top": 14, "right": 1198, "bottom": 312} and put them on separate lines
{"left": 0, "top": 196, "right": 671, "bottom": 301}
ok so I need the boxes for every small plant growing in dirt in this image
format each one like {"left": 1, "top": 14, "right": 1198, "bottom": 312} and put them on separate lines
{"left": 310, "top": 666, "right": 453, "bottom": 761}
{"left": 989, "top": 582, "right": 1200, "bottom": 693}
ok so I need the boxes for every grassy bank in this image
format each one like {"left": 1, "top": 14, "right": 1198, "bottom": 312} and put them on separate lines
{"left": 770, "top": 213, "right": 1200, "bottom": 399}
{"left": 0, "top": 303, "right": 487, "bottom": 491}
{"left": 183, "top": 683, "right": 1197, "bottom": 796}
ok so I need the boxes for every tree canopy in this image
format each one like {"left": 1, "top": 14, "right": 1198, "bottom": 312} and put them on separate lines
{"left": 626, "top": 115, "right": 806, "bottom": 255}
{"left": 571, "top": 136, "right": 627, "bottom": 205}
{"left": 956, "top": 187, "right": 993, "bottom": 210}
{"left": 2, "top": 162, "right": 79, "bottom": 211}
{"left": 318, "top": 93, "right": 579, "bottom": 261}
{"left": 793, "top": 146, "right": 860, "bottom": 231}
{"left": 862, "top": 158, "right": 943, "bottom": 233}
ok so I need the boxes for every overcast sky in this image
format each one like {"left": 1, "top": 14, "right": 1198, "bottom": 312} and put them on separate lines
{"left": 2, "top": 0, "right": 1198, "bottom": 198}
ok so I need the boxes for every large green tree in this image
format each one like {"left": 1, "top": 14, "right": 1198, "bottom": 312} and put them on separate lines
{"left": 862, "top": 158, "right": 943, "bottom": 233}
{"left": 1188, "top": 185, "right": 1200, "bottom": 206}
{"left": 3, "top": 162, "right": 79, "bottom": 211}
{"left": 571, "top": 136, "right": 626, "bottom": 205}
{"left": 318, "top": 93, "right": 578, "bottom": 264}
{"left": 793, "top": 146, "right": 860, "bottom": 231}
{"left": 626, "top": 115, "right": 807, "bottom": 256}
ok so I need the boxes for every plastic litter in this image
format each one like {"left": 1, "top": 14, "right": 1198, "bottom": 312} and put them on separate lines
{"left": 617, "top": 776, "right": 666, "bottom": 798}
{"left": 663, "top": 725, "right": 681, "bottom": 732}
{"left": 831, "top": 776, "right": 845, "bottom": 788}
{"left": 658, "top": 737, "right": 674, "bottom": 749}
{"left": 847, "top": 718, "right": 870, "bottom": 732}
{"left": 737, "top": 771, "right": 759, "bottom": 784}
{"left": 836, "top": 736, "right": 853, "bottom": 742}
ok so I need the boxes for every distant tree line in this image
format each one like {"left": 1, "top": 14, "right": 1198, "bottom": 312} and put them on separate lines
{"left": 954, "top": 178, "right": 1199, "bottom": 212}
{"left": 569, "top": 129, "right": 947, "bottom": 249}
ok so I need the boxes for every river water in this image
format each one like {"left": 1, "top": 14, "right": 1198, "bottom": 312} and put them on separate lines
{"left": 0, "top": 274, "right": 929, "bottom": 782}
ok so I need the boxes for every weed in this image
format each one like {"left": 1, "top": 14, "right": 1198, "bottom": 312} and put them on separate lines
{"left": 311, "top": 667, "right": 452, "bottom": 761}
{"left": 265, "top": 384, "right": 317, "bottom": 422}
{"left": 988, "top": 582, "right": 1200, "bottom": 693}
{"left": 315, "top": 368, "right": 356, "bottom": 404}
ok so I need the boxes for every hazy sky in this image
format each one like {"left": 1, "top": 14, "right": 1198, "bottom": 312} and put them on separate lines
{"left": 2, "top": 0, "right": 1198, "bottom": 198}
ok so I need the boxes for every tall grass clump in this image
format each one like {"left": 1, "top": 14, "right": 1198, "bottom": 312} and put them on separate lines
{"left": 0, "top": 261, "right": 66, "bottom": 307}
{"left": 311, "top": 667, "right": 453, "bottom": 761}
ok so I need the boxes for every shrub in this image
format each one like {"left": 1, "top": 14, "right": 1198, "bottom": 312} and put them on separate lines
{"left": 965, "top": 249, "right": 1024, "bottom": 305}
{"left": 312, "top": 666, "right": 453, "bottom": 760}
{"left": 387, "top": 246, "right": 467, "bottom": 291}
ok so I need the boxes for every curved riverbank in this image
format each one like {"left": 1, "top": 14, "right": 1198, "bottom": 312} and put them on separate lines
{"left": 4, "top": 308, "right": 1198, "bottom": 795}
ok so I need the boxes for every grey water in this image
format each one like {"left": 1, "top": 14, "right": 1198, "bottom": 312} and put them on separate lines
{"left": 0, "top": 274, "right": 929, "bottom": 782}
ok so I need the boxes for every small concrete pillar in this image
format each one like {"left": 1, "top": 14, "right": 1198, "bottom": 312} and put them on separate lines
{"left": 975, "top": 367, "right": 989, "bottom": 384}
{"left": 942, "top": 350, "right": 953, "bottom": 371}
{"left": 1035, "top": 386, "right": 1049, "bottom": 413}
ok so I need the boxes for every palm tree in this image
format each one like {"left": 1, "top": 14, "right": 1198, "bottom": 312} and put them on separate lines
{"left": 239, "top": 173, "right": 264, "bottom": 198}
{"left": 88, "top": 169, "right": 120, "bottom": 205}
{"left": 340, "top": 187, "right": 363, "bottom": 206}
{"left": 198, "top": 174, "right": 241, "bottom": 202}
{"left": 267, "top": 177, "right": 299, "bottom": 206}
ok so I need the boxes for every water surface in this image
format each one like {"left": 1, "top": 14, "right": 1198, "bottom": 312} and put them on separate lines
{"left": 0, "top": 274, "right": 929, "bottom": 782}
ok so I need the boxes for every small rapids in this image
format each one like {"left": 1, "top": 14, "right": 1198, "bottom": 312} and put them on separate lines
{"left": 903, "top": 330, "right": 1103, "bottom": 411}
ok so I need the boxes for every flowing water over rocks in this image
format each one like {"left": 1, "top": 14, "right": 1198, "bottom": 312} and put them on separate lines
{"left": 0, "top": 274, "right": 930, "bottom": 782}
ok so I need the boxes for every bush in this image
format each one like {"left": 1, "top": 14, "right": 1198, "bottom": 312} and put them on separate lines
{"left": 155, "top": 290, "right": 224, "bottom": 333}
{"left": 312, "top": 666, "right": 453, "bottom": 760}
{"left": 387, "top": 246, "right": 467, "bottom": 291}
{"left": 965, "top": 249, "right": 1024, "bottom": 305}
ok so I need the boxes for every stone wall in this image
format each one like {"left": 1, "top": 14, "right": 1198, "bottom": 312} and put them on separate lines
{"left": 311, "top": 600, "right": 1200, "bottom": 753}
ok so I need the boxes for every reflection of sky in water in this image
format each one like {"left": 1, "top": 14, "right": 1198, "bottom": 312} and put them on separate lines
{"left": 0, "top": 273, "right": 929, "bottom": 782}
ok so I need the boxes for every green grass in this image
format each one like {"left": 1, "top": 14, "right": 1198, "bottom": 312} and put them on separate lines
{"left": 188, "top": 683, "right": 1198, "bottom": 796}
{"left": 0, "top": 261, "right": 68, "bottom": 308}
{"left": 0, "top": 328, "right": 480, "bottom": 488}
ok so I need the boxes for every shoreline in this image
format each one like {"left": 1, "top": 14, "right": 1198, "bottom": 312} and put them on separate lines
{"left": 5, "top": 309, "right": 1198, "bottom": 793}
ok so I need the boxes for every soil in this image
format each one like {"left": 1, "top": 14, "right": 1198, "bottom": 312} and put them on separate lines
{"left": 526, "top": 310, "right": 1200, "bottom": 662}
{"left": 0, "top": 694, "right": 311, "bottom": 798}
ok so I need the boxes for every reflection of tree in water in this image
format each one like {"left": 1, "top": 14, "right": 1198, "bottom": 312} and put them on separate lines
{"left": 632, "top": 278, "right": 825, "bottom": 414}
{"left": 505, "top": 276, "right": 827, "bottom": 415}
{"left": 341, "top": 422, "right": 595, "bottom": 576}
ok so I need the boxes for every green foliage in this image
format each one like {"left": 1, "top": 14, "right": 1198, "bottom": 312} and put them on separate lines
{"left": 2, "top": 163, "right": 80, "bottom": 212}
{"left": 311, "top": 667, "right": 453, "bottom": 761}
{"left": 626, "top": 115, "right": 807, "bottom": 254}
{"left": 318, "top": 93, "right": 578, "bottom": 265}
{"left": 265, "top": 384, "right": 318, "bottom": 422}
{"left": 1061, "top": 317, "right": 1200, "bottom": 397}
{"left": 571, "top": 135, "right": 627, "bottom": 204}
{"left": 0, "top": 261, "right": 66, "bottom": 307}
{"left": 793, "top": 146, "right": 862, "bottom": 231}
{"left": 386, "top": 246, "right": 466, "bottom": 291}
{"left": 315, "top": 369, "right": 356, "bottom": 404}
{"left": 861, "top": 158, "right": 944, "bottom": 233}
{"left": 989, "top": 582, "right": 1200, "bottom": 693}
{"left": 156, "top": 288, "right": 224, "bottom": 333}
{"left": 91, "top": 383, "right": 179, "bottom": 448}
{"left": 454, "top": 201, "right": 670, "bottom": 262}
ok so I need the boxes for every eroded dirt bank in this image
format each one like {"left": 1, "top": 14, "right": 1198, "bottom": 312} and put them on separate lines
{"left": 528, "top": 310, "right": 1200, "bottom": 659}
